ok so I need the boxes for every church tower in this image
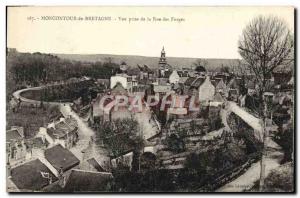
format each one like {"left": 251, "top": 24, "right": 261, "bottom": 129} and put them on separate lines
{"left": 158, "top": 46, "right": 167, "bottom": 68}
{"left": 158, "top": 47, "right": 168, "bottom": 78}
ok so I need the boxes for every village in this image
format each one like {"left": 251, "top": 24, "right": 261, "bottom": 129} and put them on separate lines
{"left": 6, "top": 44, "right": 294, "bottom": 192}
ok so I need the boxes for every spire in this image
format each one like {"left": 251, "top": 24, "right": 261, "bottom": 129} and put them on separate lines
{"left": 162, "top": 46, "right": 165, "bottom": 53}
{"left": 158, "top": 46, "right": 168, "bottom": 78}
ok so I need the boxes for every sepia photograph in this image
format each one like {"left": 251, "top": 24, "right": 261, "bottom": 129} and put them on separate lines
{"left": 6, "top": 6, "right": 295, "bottom": 192}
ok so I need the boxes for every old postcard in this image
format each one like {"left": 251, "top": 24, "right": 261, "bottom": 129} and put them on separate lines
{"left": 6, "top": 6, "right": 295, "bottom": 192}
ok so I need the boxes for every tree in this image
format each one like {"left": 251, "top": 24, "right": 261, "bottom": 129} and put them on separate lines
{"left": 238, "top": 15, "right": 294, "bottom": 191}
{"left": 193, "top": 59, "right": 208, "bottom": 72}
{"left": 184, "top": 152, "right": 214, "bottom": 174}
{"left": 167, "top": 134, "right": 185, "bottom": 153}
{"left": 220, "top": 64, "right": 230, "bottom": 73}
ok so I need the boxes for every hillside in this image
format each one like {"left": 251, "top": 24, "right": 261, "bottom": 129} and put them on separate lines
{"left": 55, "top": 53, "right": 240, "bottom": 71}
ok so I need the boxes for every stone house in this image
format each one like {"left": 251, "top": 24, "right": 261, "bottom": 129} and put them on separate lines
{"left": 169, "top": 70, "right": 180, "bottom": 84}
{"left": 6, "top": 126, "right": 27, "bottom": 166}
{"left": 40, "top": 117, "right": 79, "bottom": 149}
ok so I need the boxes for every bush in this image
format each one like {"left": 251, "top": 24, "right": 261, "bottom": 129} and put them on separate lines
{"left": 167, "top": 134, "right": 185, "bottom": 153}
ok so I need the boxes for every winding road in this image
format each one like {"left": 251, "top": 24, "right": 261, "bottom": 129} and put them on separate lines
{"left": 12, "top": 84, "right": 71, "bottom": 106}
{"left": 12, "top": 84, "right": 109, "bottom": 168}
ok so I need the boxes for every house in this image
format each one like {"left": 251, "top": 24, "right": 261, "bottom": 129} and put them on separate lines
{"left": 178, "top": 69, "right": 190, "bottom": 77}
{"left": 110, "top": 75, "right": 128, "bottom": 89}
{"left": 42, "top": 117, "right": 79, "bottom": 149}
{"left": 6, "top": 126, "right": 27, "bottom": 166}
{"left": 96, "top": 79, "right": 110, "bottom": 89}
{"left": 272, "top": 71, "right": 292, "bottom": 86}
{"left": 263, "top": 92, "right": 275, "bottom": 104}
{"left": 246, "top": 80, "right": 257, "bottom": 95}
{"left": 210, "top": 92, "right": 225, "bottom": 107}
{"left": 8, "top": 159, "right": 58, "bottom": 192}
{"left": 153, "top": 84, "right": 172, "bottom": 96}
{"left": 190, "top": 76, "right": 215, "bottom": 103}
{"left": 183, "top": 77, "right": 197, "bottom": 93}
{"left": 86, "top": 158, "right": 107, "bottom": 172}
{"left": 228, "top": 89, "right": 239, "bottom": 102}
{"left": 213, "top": 72, "right": 228, "bottom": 82}
{"left": 110, "top": 82, "right": 128, "bottom": 96}
{"left": 111, "top": 151, "right": 134, "bottom": 170}
{"left": 169, "top": 70, "right": 180, "bottom": 84}
{"left": 137, "top": 64, "right": 155, "bottom": 84}
{"left": 44, "top": 144, "right": 80, "bottom": 174}
{"left": 43, "top": 169, "right": 113, "bottom": 192}
{"left": 25, "top": 136, "right": 49, "bottom": 160}
{"left": 213, "top": 78, "right": 228, "bottom": 96}
{"left": 226, "top": 78, "right": 240, "bottom": 101}
{"left": 166, "top": 93, "right": 189, "bottom": 121}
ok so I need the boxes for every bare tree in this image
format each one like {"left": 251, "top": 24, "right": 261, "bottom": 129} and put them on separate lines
{"left": 238, "top": 15, "right": 294, "bottom": 191}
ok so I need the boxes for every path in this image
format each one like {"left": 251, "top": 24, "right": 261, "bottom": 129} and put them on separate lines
{"left": 60, "top": 104, "right": 109, "bottom": 167}
{"left": 12, "top": 84, "right": 71, "bottom": 106}
{"left": 216, "top": 136, "right": 283, "bottom": 192}
{"left": 217, "top": 101, "right": 283, "bottom": 192}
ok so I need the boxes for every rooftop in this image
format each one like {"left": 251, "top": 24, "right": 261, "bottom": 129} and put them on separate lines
{"left": 47, "top": 120, "right": 77, "bottom": 139}
{"left": 87, "top": 158, "right": 106, "bottom": 172}
{"left": 25, "top": 137, "right": 49, "bottom": 149}
{"left": 44, "top": 144, "right": 80, "bottom": 172}
{"left": 10, "top": 159, "right": 58, "bottom": 191}
{"left": 191, "top": 77, "right": 205, "bottom": 88}
{"left": 6, "top": 128, "right": 23, "bottom": 143}
{"left": 43, "top": 169, "right": 113, "bottom": 192}
{"left": 184, "top": 77, "right": 196, "bottom": 86}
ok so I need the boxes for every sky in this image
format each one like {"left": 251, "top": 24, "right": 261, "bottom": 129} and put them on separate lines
{"left": 7, "top": 6, "right": 294, "bottom": 59}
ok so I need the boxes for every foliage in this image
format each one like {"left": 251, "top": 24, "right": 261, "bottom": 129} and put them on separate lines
{"left": 6, "top": 52, "right": 119, "bottom": 97}
{"left": 184, "top": 152, "right": 214, "bottom": 174}
{"left": 96, "top": 118, "right": 143, "bottom": 158}
{"left": 263, "top": 162, "right": 294, "bottom": 192}
{"left": 274, "top": 122, "right": 293, "bottom": 163}
{"left": 6, "top": 105, "right": 61, "bottom": 138}
{"left": 192, "top": 58, "right": 208, "bottom": 72}
{"left": 220, "top": 64, "right": 230, "bottom": 73}
{"left": 250, "top": 162, "right": 294, "bottom": 192}
{"left": 167, "top": 134, "right": 185, "bottom": 153}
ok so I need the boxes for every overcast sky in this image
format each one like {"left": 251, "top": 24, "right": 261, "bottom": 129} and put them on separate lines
{"left": 7, "top": 6, "right": 294, "bottom": 59}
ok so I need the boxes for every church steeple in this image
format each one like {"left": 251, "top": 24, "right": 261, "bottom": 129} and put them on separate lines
{"left": 159, "top": 46, "right": 167, "bottom": 66}
{"left": 158, "top": 46, "right": 169, "bottom": 78}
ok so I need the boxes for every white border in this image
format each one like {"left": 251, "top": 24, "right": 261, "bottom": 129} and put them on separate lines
{"left": 1, "top": 0, "right": 299, "bottom": 197}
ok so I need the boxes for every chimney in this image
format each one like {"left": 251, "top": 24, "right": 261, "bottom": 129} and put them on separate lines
{"left": 59, "top": 117, "right": 65, "bottom": 122}
{"left": 6, "top": 162, "right": 11, "bottom": 178}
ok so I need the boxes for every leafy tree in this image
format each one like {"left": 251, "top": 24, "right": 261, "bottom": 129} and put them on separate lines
{"left": 185, "top": 152, "right": 214, "bottom": 174}
{"left": 167, "top": 134, "right": 185, "bottom": 153}
{"left": 274, "top": 122, "right": 293, "bottom": 163}
{"left": 192, "top": 59, "right": 207, "bottom": 73}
